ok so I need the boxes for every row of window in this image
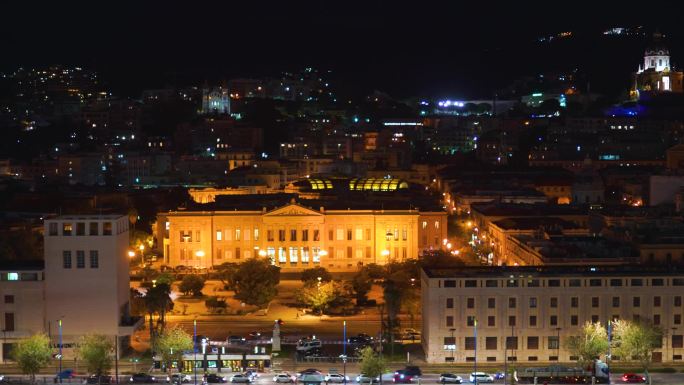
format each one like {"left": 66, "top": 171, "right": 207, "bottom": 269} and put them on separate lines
{"left": 443, "top": 335, "right": 684, "bottom": 351}
{"left": 448, "top": 295, "right": 683, "bottom": 309}
{"left": 443, "top": 355, "right": 684, "bottom": 363}
{"left": 178, "top": 246, "right": 409, "bottom": 262}
{"left": 0, "top": 272, "right": 40, "bottom": 281}
{"left": 180, "top": 226, "right": 419, "bottom": 243}
{"left": 49, "top": 222, "right": 113, "bottom": 236}
{"left": 442, "top": 277, "right": 684, "bottom": 288}
{"left": 62, "top": 250, "right": 99, "bottom": 269}
{"left": 446, "top": 313, "right": 680, "bottom": 328}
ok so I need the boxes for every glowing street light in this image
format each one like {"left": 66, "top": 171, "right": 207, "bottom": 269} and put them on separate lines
{"left": 381, "top": 249, "right": 390, "bottom": 257}
{"left": 128, "top": 250, "right": 135, "bottom": 258}
{"left": 442, "top": 238, "right": 448, "bottom": 246}
{"left": 446, "top": 243, "right": 452, "bottom": 250}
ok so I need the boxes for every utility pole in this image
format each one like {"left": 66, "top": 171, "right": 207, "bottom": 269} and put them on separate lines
{"left": 473, "top": 318, "right": 478, "bottom": 383}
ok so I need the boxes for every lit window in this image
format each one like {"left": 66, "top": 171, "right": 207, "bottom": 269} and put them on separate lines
{"left": 7, "top": 273, "right": 19, "bottom": 281}
{"left": 216, "top": 231, "right": 222, "bottom": 241}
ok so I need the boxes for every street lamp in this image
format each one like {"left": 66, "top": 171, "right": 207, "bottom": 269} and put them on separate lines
{"left": 195, "top": 250, "right": 205, "bottom": 269}
{"left": 449, "top": 328, "right": 456, "bottom": 360}
{"left": 555, "top": 327, "right": 561, "bottom": 361}
{"left": 58, "top": 319, "right": 63, "bottom": 383}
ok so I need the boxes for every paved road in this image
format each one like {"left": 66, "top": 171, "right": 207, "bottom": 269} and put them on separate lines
{"left": 169, "top": 318, "right": 383, "bottom": 341}
{"left": 7, "top": 371, "right": 684, "bottom": 385}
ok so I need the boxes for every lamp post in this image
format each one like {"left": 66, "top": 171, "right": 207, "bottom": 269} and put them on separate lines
{"left": 193, "top": 319, "right": 197, "bottom": 385}
{"left": 473, "top": 318, "right": 478, "bottom": 383}
{"left": 195, "top": 250, "right": 205, "bottom": 269}
{"left": 58, "top": 319, "right": 63, "bottom": 383}
{"left": 342, "top": 321, "right": 347, "bottom": 385}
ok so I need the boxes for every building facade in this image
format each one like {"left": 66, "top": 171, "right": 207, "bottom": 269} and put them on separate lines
{"left": 160, "top": 202, "right": 447, "bottom": 272}
{"left": 422, "top": 266, "right": 684, "bottom": 364}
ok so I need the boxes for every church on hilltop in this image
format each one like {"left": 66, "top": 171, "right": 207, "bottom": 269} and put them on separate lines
{"left": 632, "top": 32, "right": 683, "bottom": 99}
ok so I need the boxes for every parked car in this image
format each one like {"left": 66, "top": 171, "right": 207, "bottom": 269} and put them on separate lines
{"left": 273, "top": 374, "right": 294, "bottom": 383}
{"left": 166, "top": 374, "right": 192, "bottom": 384}
{"left": 129, "top": 373, "right": 157, "bottom": 383}
{"left": 439, "top": 374, "right": 462, "bottom": 384}
{"left": 296, "top": 339, "right": 322, "bottom": 352}
{"left": 243, "top": 371, "right": 259, "bottom": 381}
{"left": 621, "top": 373, "right": 646, "bottom": 383}
{"left": 246, "top": 331, "right": 262, "bottom": 340}
{"left": 227, "top": 374, "right": 248, "bottom": 384}
{"left": 228, "top": 335, "right": 245, "bottom": 344}
{"left": 57, "top": 369, "right": 76, "bottom": 380}
{"left": 86, "top": 375, "right": 113, "bottom": 384}
{"left": 325, "top": 374, "right": 349, "bottom": 383}
{"left": 468, "top": 373, "right": 493, "bottom": 384}
{"left": 298, "top": 369, "right": 322, "bottom": 377}
{"left": 355, "top": 375, "right": 379, "bottom": 385}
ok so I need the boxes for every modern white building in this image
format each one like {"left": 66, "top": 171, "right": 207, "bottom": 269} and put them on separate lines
{"left": 422, "top": 266, "right": 684, "bottom": 364}
{"left": 0, "top": 215, "right": 139, "bottom": 362}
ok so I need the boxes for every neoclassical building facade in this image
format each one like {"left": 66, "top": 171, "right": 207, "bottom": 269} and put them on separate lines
{"left": 158, "top": 200, "right": 447, "bottom": 271}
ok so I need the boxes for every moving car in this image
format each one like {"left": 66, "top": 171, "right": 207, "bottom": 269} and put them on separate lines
{"left": 86, "top": 375, "right": 113, "bottom": 384}
{"left": 621, "top": 373, "right": 646, "bottom": 383}
{"left": 129, "top": 373, "right": 157, "bottom": 383}
{"left": 392, "top": 371, "right": 414, "bottom": 384}
{"left": 468, "top": 373, "right": 493, "bottom": 384}
{"left": 325, "top": 374, "right": 349, "bottom": 383}
{"left": 439, "top": 374, "right": 462, "bottom": 384}
{"left": 227, "top": 374, "right": 248, "bottom": 384}
{"left": 296, "top": 339, "right": 323, "bottom": 352}
{"left": 273, "top": 374, "right": 294, "bottom": 383}
{"left": 395, "top": 367, "right": 421, "bottom": 378}
{"left": 166, "top": 374, "right": 192, "bottom": 383}
{"left": 204, "top": 373, "right": 228, "bottom": 384}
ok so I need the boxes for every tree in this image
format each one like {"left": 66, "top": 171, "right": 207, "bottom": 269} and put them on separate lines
{"left": 144, "top": 283, "right": 173, "bottom": 342}
{"left": 78, "top": 334, "right": 113, "bottom": 381}
{"left": 358, "top": 346, "right": 386, "bottom": 379}
{"left": 612, "top": 320, "right": 662, "bottom": 382}
{"left": 205, "top": 296, "right": 228, "bottom": 314}
{"left": 233, "top": 258, "right": 280, "bottom": 307}
{"left": 564, "top": 321, "right": 609, "bottom": 367}
{"left": 155, "top": 326, "right": 193, "bottom": 373}
{"left": 12, "top": 333, "right": 52, "bottom": 383}
{"left": 179, "top": 275, "right": 205, "bottom": 297}
{"left": 349, "top": 269, "right": 373, "bottom": 304}
{"left": 296, "top": 281, "right": 344, "bottom": 315}
{"left": 215, "top": 262, "right": 239, "bottom": 290}
{"left": 300, "top": 267, "right": 332, "bottom": 284}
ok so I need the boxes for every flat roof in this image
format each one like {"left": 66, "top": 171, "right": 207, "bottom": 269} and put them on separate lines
{"left": 492, "top": 217, "right": 582, "bottom": 231}
{"left": 423, "top": 265, "right": 683, "bottom": 279}
{"left": 471, "top": 202, "right": 588, "bottom": 217}
{"left": 0, "top": 260, "right": 44, "bottom": 271}
{"left": 46, "top": 214, "right": 124, "bottom": 220}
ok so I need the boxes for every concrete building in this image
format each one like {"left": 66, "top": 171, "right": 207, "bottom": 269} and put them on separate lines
{"left": 0, "top": 215, "right": 139, "bottom": 362}
{"left": 158, "top": 196, "right": 447, "bottom": 272}
{"left": 422, "top": 266, "right": 684, "bottom": 364}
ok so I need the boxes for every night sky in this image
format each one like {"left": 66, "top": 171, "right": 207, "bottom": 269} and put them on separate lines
{"left": 3, "top": 1, "right": 683, "bottom": 98}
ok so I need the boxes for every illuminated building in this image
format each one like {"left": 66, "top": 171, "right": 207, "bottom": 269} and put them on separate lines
{"left": 422, "top": 265, "right": 684, "bottom": 363}
{"left": 201, "top": 86, "right": 231, "bottom": 115}
{"left": 0, "top": 215, "right": 140, "bottom": 361}
{"left": 157, "top": 190, "right": 447, "bottom": 272}
{"left": 632, "top": 32, "right": 683, "bottom": 98}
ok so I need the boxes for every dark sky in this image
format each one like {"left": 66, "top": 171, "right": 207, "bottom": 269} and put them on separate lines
{"left": 3, "top": 1, "right": 682, "bottom": 98}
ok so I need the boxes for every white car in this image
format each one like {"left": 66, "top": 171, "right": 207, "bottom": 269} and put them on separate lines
{"left": 355, "top": 375, "right": 379, "bottom": 384}
{"left": 439, "top": 374, "right": 462, "bottom": 384}
{"left": 468, "top": 373, "right": 493, "bottom": 384}
{"left": 325, "top": 374, "right": 349, "bottom": 383}
{"left": 229, "top": 374, "right": 251, "bottom": 384}
{"left": 167, "top": 374, "right": 192, "bottom": 383}
{"left": 273, "top": 374, "right": 293, "bottom": 383}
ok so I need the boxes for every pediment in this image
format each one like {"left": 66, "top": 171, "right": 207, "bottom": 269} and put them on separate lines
{"left": 264, "top": 204, "right": 322, "bottom": 217}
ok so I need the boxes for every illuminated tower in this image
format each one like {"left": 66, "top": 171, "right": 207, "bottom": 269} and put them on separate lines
{"left": 201, "top": 86, "right": 231, "bottom": 115}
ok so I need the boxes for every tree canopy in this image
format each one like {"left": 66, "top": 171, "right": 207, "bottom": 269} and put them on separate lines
{"left": 179, "top": 274, "right": 205, "bottom": 297}
{"left": 359, "top": 347, "right": 386, "bottom": 378}
{"left": 233, "top": 257, "right": 280, "bottom": 307}
{"left": 300, "top": 267, "right": 332, "bottom": 284}
{"left": 155, "top": 325, "right": 194, "bottom": 372}
{"left": 78, "top": 334, "right": 113, "bottom": 376}
{"left": 564, "top": 321, "right": 609, "bottom": 366}
{"left": 612, "top": 320, "right": 662, "bottom": 373}
{"left": 13, "top": 333, "right": 52, "bottom": 383}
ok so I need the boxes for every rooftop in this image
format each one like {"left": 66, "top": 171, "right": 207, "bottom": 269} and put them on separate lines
{"left": 46, "top": 214, "right": 124, "bottom": 221}
{"left": 423, "top": 264, "right": 684, "bottom": 279}
{"left": 492, "top": 217, "right": 582, "bottom": 231}
{"left": 471, "top": 202, "right": 588, "bottom": 217}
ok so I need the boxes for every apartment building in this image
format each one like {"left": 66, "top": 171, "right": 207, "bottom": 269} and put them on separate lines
{"left": 422, "top": 266, "right": 684, "bottom": 364}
